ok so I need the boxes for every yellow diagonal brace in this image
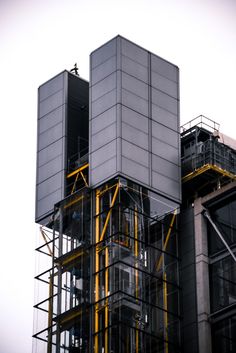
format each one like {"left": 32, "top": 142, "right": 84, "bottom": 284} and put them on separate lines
{"left": 71, "top": 171, "right": 80, "bottom": 195}
{"left": 80, "top": 170, "right": 88, "bottom": 187}
{"left": 156, "top": 210, "right": 177, "bottom": 272}
{"left": 99, "top": 182, "right": 119, "bottom": 242}
{"left": 40, "top": 227, "right": 53, "bottom": 256}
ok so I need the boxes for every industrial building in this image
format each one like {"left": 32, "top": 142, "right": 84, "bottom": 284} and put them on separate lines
{"left": 33, "top": 36, "right": 236, "bottom": 353}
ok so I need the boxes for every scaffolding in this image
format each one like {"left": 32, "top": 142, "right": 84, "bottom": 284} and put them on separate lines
{"left": 181, "top": 116, "right": 236, "bottom": 200}
{"left": 33, "top": 178, "right": 181, "bottom": 353}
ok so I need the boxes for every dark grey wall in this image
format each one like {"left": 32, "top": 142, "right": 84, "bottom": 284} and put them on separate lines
{"left": 179, "top": 207, "right": 199, "bottom": 353}
{"left": 35, "top": 71, "right": 89, "bottom": 224}
{"left": 89, "top": 35, "right": 181, "bottom": 205}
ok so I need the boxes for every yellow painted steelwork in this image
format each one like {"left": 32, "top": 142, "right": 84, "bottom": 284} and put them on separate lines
{"left": 182, "top": 163, "right": 236, "bottom": 184}
{"left": 156, "top": 211, "right": 177, "bottom": 272}
{"left": 67, "top": 163, "right": 89, "bottom": 179}
{"left": 40, "top": 227, "right": 53, "bottom": 257}
{"left": 134, "top": 207, "right": 139, "bottom": 353}
{"left": 80, "top": 170, "right": 88, "bottom": 187}
{"left": 105, "top": 246, "right": 109, "bottom": 353}
{"left": 99, "top": 182, "right": 119, "bottom": 242}
{"left": 56, "top": 249, "right": 84, "bottom": 267}
{"left": 64, "top": 195, "right": 84, "bottom": 209}
{"left": 47, "top": 274, "right": 53, "bottom": 353}
{"left": 163, "top": 272, "right": 168, "bottom": 353}
{"left": 95, "top": 189, "right": 100, "bottom": 353}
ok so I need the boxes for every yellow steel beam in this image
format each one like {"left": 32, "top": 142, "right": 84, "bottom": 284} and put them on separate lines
{"left": 182, "top": 163, "right": 236, "bottom": 183}
{"left": 60, "top": 309, "right": 82, "bottom": 325}
{"left": 56, "top": 249, "right": 84, "bottom": 267}
{"left": 95, "top": 189, "right": 100, "bottom": 353}
{"left": 40, "top": 227, "right": 53, "bottom": 257}
{"left": 105, "top": 246, "right": 109, "bottom": 353}
{"left": 71, "top": 171, "right": 80, "bottom": 195}
{"left": 67, "top": 163, "right": 89, "bottom": 179}
{"left": 99, "top": 182, "right": 119, "bottom": 242}
{"left": 64, "top": 195, "right": 84, "bottom": 209}
{"left": 163, "top": 272, "right": 168, "bottom": 353}
{"left": 80, "top": 170, "right": 88, "bottom": 187}
{"left": 134, "top": 206, "right": 139, "bottom": 353}
{"left": 47, "top": 274, "right": 53, "bottom": 353}
{"left": 156, "top": 211, "right": 177, "bottom": 272}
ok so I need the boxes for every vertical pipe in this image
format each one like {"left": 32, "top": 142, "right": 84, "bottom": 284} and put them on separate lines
{"left": 56, "top": 207, "right": 63, "bottom": 353}
{"left": 163, "top": 272, "right": 168, "bottom": 353}
{"left": 105, "top": 246, "right": 109, "bottom": 353}
{"left": 95, "top": 189, "right": 100, "bottom": 353}
{"left": 134, "top": 207, "right": 139, "bottom": 353}
{"left": 47, "top": 274, "right": 53, "bottom": 353}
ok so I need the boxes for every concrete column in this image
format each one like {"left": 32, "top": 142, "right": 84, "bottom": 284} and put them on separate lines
{"left": 194, "top": 198, "right": 212, "bottom": 353}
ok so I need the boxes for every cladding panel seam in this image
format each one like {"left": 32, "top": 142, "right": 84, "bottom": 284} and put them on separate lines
{"left": 91, "top": 120, "right": 116, "bottom": 137}
{"left": 90, "top": 155, "right": 117, "bottom": 172}
{"left": 152, "top": 100, "right": 179, "bottom": 118}
{"left": 91, "top": 87, "right": 117, "bottom": 104}
{"left": 37, "top": 185, "right": 62, "bottom": 202}
{"left": 90, "top": 45, "right": 116, "bottom": 70}
{"left": 37, "top": 152, "right": 63, "bottom": 169}
{"left": 38, "top": 103, "right": 67, "bottom": 120}
{"left": 37, "top": 136, "right": 65, "bottom": 153}
{"left": 36, "top": 169, "right": 66, "bottom": 186}
{"left": 90, "top": 137, "right": 117, "bottom": 154}
{"left": 39, "top": 87, "right": 64, "bottom": 103}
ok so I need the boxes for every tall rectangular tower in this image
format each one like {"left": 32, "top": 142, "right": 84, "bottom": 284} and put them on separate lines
{"left": 90, "top": 36, "right": 181, "bottom": 204}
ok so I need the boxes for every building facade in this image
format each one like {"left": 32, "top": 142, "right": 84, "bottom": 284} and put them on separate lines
{"left": 33, "top": 37, "right": 236, "bottom": 353}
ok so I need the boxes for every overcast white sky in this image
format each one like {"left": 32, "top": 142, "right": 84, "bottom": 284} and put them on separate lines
{"left": 0, "top": 0, "right": 236, "bottom": 352}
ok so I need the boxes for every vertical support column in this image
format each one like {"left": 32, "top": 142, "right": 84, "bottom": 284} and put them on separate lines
{"left": 194, "top": 198, "right": 212, "bottom": 353}
{"left": 95, "top": 189, "right": 100, "bottom": 353}
{"left": 134, "top": 206, "right": 139, "bottom": 353}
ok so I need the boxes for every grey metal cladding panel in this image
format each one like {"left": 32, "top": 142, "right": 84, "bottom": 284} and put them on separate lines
{"left": 122, "top": 156, "right": 149, "bottom": 185}
{"left": 91, "top": 106, "right": 116, "bottom": 135}
{"left": 122, "top": 140, "right": 148, "bottom": 168}
{"left": 151, "top": 53, "right": 178, "bottom": 82}
{"left": 152, "top": 87, "right": 178, "bottom": 115}
{"left": 37, "top": 155, "right": 63, "bottom": 184}
{"left": 122, "top": 72, "right": 148, "bottom": 100}
{"left": 152, "top": 154, "right": 179, "bottom": 182}
{"left": 122, "top": 122, "right": 148, "bottom": 150}
{"left": 38, "top": 139, "right": 63, "bottom": 167}
{"left": 91, "top": 38, "right": 116, "bottom": 69}
{"left": 39, "top": 89, "right": 64, "bottom": 118}
{"left": 91, "top": 140, "right": 117, "bottom": 169}
{"left": 37, "top": 188, "right": 63, "bottom": 221}
{"left": 152, "top": 171, "right": 180, "bottom": 200}
{"left": 122, "top": 106, "right": 148, "bottom": 134}
{"left": 151, "top": 71, "right": 178, "bottom": 99}
{"left": 39, "top": 73, "right": 64, "bottom": 102}
{"left": 152, "top": 121, "right": 179, "bottom": 148}
{"left": 90, "top": 157, "right": 117, "bottom": 186}
{"left": 91, "top": 55, "right": 116, "bottom": 85}
{"left": 38, "top": 122, "right": 64, "bottom": 151}
{"left": 152, "top": 137, "right": 179, "bottom": 165}
{"left": 91, "top": 72, "right": 116, "bottom": 102}
{"left": 122, "top": 55, "right": 148, "bottom": 83}
{"left": 37, "top": 172, "right": 63, "bottom": 201}
{"left": 91, "top": 122, "right": 116, "bottom": 152}
{"left": 122, "top": 89, "right": 148, "bottom": 117}
{"left": 91, "top": 89, "right": 117, "bottom": 118}
{"left": 39, "top": 106, "right": 64, "bottom": 134}
{"left": 121, "top": 38, "right": 148, "bottom": 67}
{"left": 152, "top": 104, "right": 178, "bottom": 131}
